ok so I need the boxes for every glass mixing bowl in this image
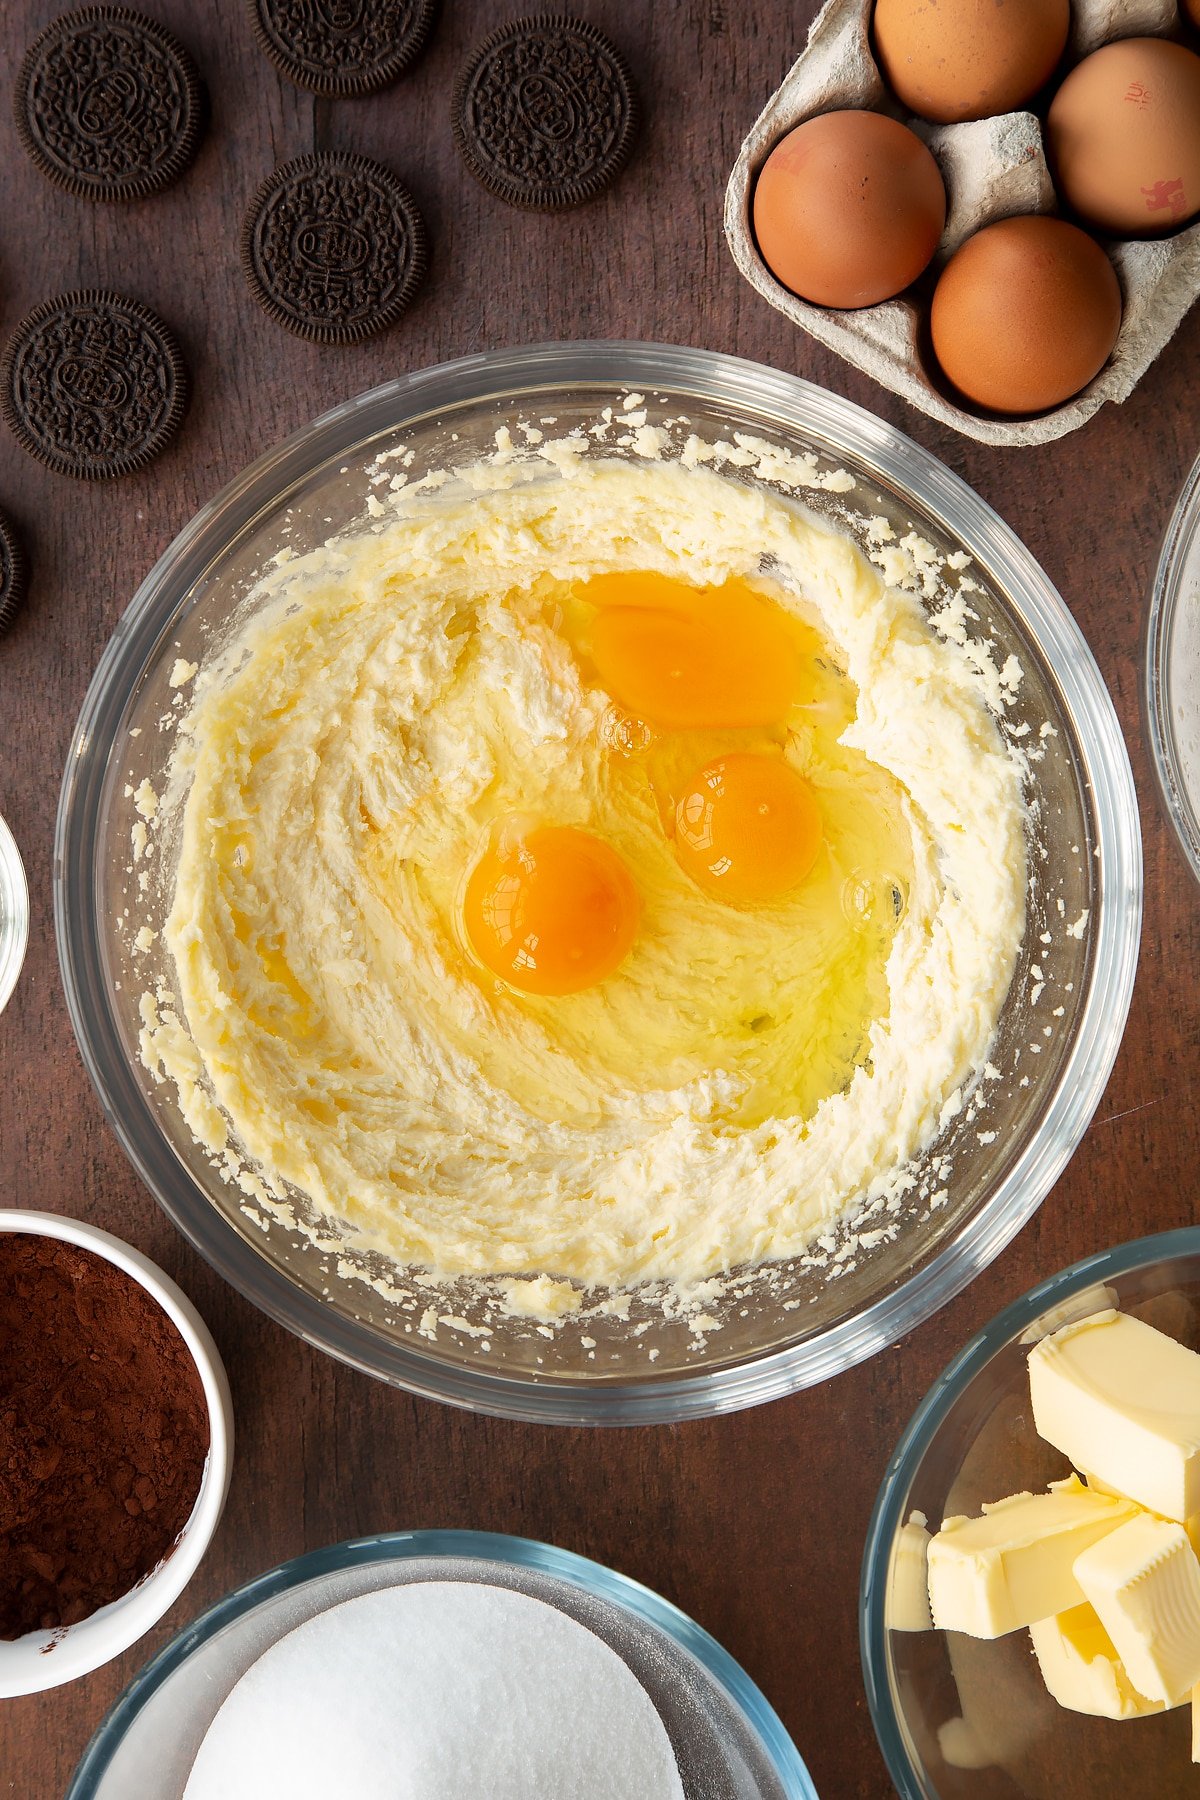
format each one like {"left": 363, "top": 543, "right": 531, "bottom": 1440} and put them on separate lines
{"left": 1145, "top": 446, "right": 1200, "bottom": 885}
{"left": 861, "top": 1229, "right": 1200, "bottom": 1798}
{"left": 68, "top": 1530, "right": 816, "bottom": 1800}
{"left": 55, "top": 342, "right": 1141, "bottom": 1423}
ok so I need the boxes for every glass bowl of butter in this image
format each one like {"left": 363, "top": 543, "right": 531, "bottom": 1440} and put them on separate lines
{"left": 55, "top": 342, "right": 1141, "bottom": 1424}
{"left": 862, "top": 1227, "right": 1200, "bottom": 1796}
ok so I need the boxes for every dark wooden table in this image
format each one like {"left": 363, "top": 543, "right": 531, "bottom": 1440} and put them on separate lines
{"left": 1, "top": 2, "right": 1198, "bottom": 1794}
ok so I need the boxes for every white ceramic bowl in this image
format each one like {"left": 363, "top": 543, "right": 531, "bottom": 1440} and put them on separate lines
{"left": 0, "top": 812, "right": 29, "bottom": 1017}
{"left": 0, "top": 1209, "right": 233, "bottom": 1696}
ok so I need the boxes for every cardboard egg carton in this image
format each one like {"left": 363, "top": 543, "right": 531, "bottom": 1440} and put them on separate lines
{"left": 724, "top": 0, "right": 1200, "bottom": 445}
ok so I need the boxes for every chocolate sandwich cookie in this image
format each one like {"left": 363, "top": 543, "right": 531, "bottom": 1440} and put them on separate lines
{"left": 242, "top": 153, "right": 429, "bottom": 344}
{"left": 248, "top": 0, "right": 439, "bottom": 97}
{"left": 15, "top": 6, "right": 205, "bottom": 202}
{"left": 1, "top": 291, "right": 189, "bottom": 481}
{"left": 452, "top": 14, "right": 639, "bottom": 211}
{"left": 0, "top": 513, "right": 29, "bottom": 637}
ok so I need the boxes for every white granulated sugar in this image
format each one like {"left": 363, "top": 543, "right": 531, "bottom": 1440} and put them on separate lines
{"left": 183, "top": 1583, "right": 684, "bottom": 1800}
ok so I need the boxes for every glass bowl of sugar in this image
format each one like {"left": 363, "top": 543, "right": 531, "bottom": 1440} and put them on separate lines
{"left": 68, "top": 1529, "right": 816, "bottom": 1800}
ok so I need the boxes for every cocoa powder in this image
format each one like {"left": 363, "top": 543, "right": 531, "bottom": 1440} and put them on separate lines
{"left": 0, "top": 1232, "right": 210, "bottom": 1639}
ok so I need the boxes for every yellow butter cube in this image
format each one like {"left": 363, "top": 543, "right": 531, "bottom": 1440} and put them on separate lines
{"left": 1073, "top": 1513, "right": 1200, "bottom": 1705}
{"left": 927, "top": 1476, "right": 1136, "bottom": 1639}
{"left": 1030, "top": 1603, "right": 1169, "bottom": 1720}
{"left": 1029, "top": 1310, "right": 1200, "bottom": 1522}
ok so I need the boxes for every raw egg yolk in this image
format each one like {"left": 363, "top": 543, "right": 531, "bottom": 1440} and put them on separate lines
{"left": 584, "top": 572, "right": 802, "bottom": 729}
{"left": 463, "top": 824, "right": 639, "bottom": 996}
{"left": 674, "top": 754, "right": 823, "bottom": 903}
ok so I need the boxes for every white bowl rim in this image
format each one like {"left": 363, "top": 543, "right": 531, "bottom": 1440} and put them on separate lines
{"left": 0, "top": 1209, "right": 233, "bottom": 1696}
{"left": 0, "top": 812, "right": 29, "bottom": 1018}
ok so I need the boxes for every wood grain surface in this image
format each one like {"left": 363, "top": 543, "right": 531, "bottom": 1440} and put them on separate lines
{"left": 1, "top": 2, "right": 1198, "bottom": 1795}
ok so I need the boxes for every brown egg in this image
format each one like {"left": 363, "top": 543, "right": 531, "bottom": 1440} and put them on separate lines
{"left": 1182, "top": 0, "right": 1200, "bottom": 33}
{"left": 930, "top": 215, "right": 1122, "bottom": 415}
{"left": 752, "top": 110, "right": 946, "bottom": 309}
{"left": 873, "top": 0, "right": 1069, "bottom": 123}
{"left": 1047, "top": 38, "right": 1200, "bottom": 236}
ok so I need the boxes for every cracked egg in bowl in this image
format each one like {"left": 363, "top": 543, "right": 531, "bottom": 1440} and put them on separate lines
{"left": 56, "top": 348, "right": 1140, "bottom": 1421}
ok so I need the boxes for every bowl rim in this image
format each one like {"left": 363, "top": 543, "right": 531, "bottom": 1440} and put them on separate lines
{"left": 65, "top": 1526, "right": 818, "bottom": 1799}
{"left": 54, "top": 339, "right": 1143, "bottom": 1424}
{"left": 0, "top": 1209, "right": 234, "bottom": 1696}
{"left": 858, "top": 1224, "right": 1200, "bottom": 1800}
{"left": 0, "top": 810, "right": 29, "bottom": 1018}
{"left": 1144, "top": 445, "right": 1200, "bottom": 886}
